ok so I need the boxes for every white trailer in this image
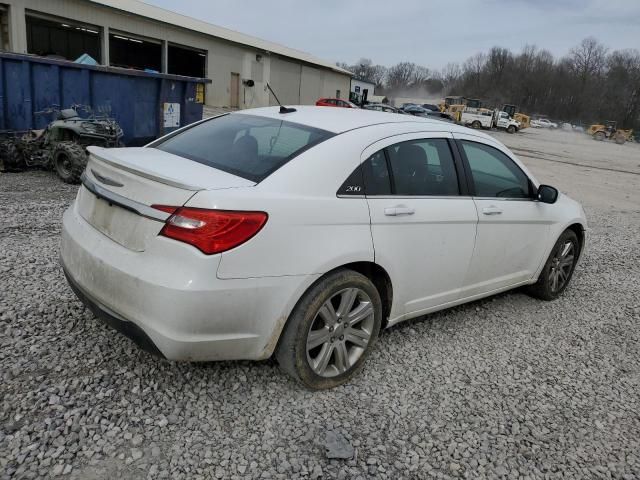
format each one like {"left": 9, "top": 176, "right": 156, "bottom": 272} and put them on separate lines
{"left": 461, "top": 109, "right": 521, "bottom": 133}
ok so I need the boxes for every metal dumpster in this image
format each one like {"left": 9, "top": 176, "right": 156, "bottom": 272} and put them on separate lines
{"left": 0, "top": 52, "right": 210, "bottom": 146}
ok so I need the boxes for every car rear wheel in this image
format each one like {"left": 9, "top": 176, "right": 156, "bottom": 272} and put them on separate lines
{"left": 276, "top": 269, "right": 382, "bottom": 390}
{"left": 526, "top": 229, "right": 579, "bottom": 301}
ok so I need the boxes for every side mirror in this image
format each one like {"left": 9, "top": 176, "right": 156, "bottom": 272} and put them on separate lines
{"left": 537, "top": 184, "right": 558, "bottom": 204}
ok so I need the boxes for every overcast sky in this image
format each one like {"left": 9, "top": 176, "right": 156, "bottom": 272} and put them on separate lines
{"left": 144, "top": 0, "right": 640, "bottom": 70}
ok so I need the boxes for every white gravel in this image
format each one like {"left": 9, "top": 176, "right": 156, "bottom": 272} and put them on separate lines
{"left": 1, "top": 128, "right": 639, "bottom": 479}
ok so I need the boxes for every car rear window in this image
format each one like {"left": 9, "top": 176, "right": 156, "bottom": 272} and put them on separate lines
{"left": 152, "top": 114, "right": 334, "bottom": 182}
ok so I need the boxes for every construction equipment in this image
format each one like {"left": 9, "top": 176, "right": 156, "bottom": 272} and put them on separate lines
{"left": 0, "top": 104, "right": 124, "bottom": 183}
{"left": 502, "top": 104, "right": 530, "bottom": 129}
{"left": 587, "top": 121, "right": 633, "bottom": 144}
{"left": 439, "top": 96, "right": 466, "bottom": 122}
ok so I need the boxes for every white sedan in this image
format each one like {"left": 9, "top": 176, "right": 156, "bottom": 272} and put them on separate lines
{"left": 61, "top": 107, "right": 587, "bottom": 389}
{"left": 531, "top": 118, "right": 558, "bottom": 129}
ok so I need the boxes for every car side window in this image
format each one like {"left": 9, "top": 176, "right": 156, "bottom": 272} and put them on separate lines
{"left": 337, "top": 149, "right": 391, "bottom": 196}
{"left": 386, "top": 139, "right": 459, "bottom": 196}
{"left": 461, "top": 141, "right": 531, "bottom": 198}
{"left": 362, "top": 150, "right": 392, "bottom": 195}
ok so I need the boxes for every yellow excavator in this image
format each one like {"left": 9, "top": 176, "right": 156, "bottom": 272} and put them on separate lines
{"left": 587, "top": 121, "right": 633, "bottom": 144}
{"left": 502, "top": 104, "right": 530, "bottom": 129}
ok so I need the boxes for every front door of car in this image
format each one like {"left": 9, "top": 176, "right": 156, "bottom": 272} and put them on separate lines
{"left": 360, "top": 133, "right": 478, "bottom": 319}
{"left": 453, "top": 133, "right": 552, "bottom": 297}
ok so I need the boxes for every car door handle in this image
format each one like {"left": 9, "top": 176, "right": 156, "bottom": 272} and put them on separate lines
{"left": 482, "top": 206, "right": 503, "bottom": 215}
{"left": 384, "top": 206, "right": 415, "bottom": 216}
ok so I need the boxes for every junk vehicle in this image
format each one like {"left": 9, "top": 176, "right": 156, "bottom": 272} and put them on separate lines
{"left": 461, "top": 108, "right": 521, "bottom": 133}
{"left": 0, "top": 104, "right": 124, "bottom": 183}
{"left": 587, "top": 120, "right": 633, "bottom": 144}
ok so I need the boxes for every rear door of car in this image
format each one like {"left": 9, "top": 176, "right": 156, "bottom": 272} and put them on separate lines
{"left": 453, "top": 133, "right": 552, "bottom": 296}
{"left": 358, "top": 132, "right": 478, "bottom": 319}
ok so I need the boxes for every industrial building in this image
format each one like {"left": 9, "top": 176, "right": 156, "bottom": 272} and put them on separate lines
{"left": 0, "top": 0, "right": 352, "bottom": 108}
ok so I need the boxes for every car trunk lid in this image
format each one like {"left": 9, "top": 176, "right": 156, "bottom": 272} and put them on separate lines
{"left": 77, "top": 147, "right": 255, "bottom": 252}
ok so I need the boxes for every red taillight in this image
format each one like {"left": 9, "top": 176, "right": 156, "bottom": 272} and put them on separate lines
{"left": 151, "top": 205, "right": 268, "bottom": 255}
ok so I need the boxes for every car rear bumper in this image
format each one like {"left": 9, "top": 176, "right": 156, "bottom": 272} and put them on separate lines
{"left": 61, "top": 202, "right": 318, "bottom": 361}
{"left": 63, "top": 268, "right": 166, "bottom": 358}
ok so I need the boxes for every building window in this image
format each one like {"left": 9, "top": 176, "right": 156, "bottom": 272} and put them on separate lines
{"left": 109, "top": 32, "right": 161, "bottom": 72}
{"left": 168, "top": 44, "right": 206, "bottom": 78}
{"left": 336, "top": 90, "right": 341, "bottom": 99}
{"left": 0, "top": 5, "right": 9, "bottom": 51}
{"left": 26, "top": 15, "right": 100, "bottom": 61}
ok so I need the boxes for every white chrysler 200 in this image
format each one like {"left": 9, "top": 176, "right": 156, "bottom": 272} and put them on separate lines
{"left": 61, "top": 106, "right": 587, "bottom": 389}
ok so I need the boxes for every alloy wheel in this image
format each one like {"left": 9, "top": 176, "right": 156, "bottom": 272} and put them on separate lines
{"left": 549, "top": 241, "right": 575, "bottom": 293}
{"left": 306, "top": 288, "right": 375, "bottom": 377}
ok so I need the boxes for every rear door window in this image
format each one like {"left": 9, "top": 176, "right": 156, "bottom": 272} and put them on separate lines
{"left": 152, "top": 114, "right": 334, "bottom": 182}
{"left": 386, "top": 139, "right": 460, "bottom": 196}
{"left": 338, "top": 138, "right": 459, "bottom": 197}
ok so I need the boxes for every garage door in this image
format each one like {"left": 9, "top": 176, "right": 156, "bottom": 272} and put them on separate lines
{"left": 269, "top": 56, "right": 301, "bottom": 105}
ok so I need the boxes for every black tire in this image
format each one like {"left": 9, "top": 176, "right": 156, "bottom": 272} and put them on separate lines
{"left": 276, "top": 269, "right": 383, "bottom": 390}
{"left": 614, "top": 133, "right": 626, "bottom": 145}
{"left": 471, "top": 120, "right": 482, "bottom": 129}
{"left": 507, "top": 125, "right": 517, "bottom": 134}
{"left": 53, "top": 141, "right": 87, "bottom": 184}
{"left": 0, "top": 141, "right": 24, "bottom": 172}
{"left": 526, "top": 229, "right": 579, "bottom": 301}
{"left": 594, "top": 131, "right": 606, "bottom": 141}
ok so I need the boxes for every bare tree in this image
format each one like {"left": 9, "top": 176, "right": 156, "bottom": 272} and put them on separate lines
{"left": 441, "top": 63, "right": 461, "bottom": 94}
{"left": 386, "top": 62, "right": 418, "bottom": 90}
{"left": 568, "top": 37, "right": 608, "bottom": 83}
{"left": 338, "top": 37, "right": 640, "bottom": 131}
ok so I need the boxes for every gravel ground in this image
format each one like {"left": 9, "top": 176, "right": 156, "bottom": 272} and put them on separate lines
{"left": 1, "top": 128, "right": 640, "bottom": 479}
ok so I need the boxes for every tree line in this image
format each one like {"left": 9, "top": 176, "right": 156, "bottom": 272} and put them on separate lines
{"left": 338, "top": 38, "right": 640, "bottom": 130}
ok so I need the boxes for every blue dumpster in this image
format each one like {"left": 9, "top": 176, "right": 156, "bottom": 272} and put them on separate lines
{"left": 0, "top": 52, "right": 210, "bottom": 146}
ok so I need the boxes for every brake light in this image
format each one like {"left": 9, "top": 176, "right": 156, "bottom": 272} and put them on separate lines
{"left": 152, "top": 206, "right": 268, "bottom": 255}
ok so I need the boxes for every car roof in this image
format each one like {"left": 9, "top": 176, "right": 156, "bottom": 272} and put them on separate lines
{"left": 234, "top": 106, "right": 480, "bottom": 136}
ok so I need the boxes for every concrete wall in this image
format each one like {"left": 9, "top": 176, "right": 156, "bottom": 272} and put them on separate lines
{"left": 2, "top": 0, "right": 350, "bottom": 108}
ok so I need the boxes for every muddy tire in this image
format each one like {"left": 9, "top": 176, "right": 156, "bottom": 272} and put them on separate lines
{"left": 471, "top": 120, "right": 482, "bottom": 129}
{"left": 507, "top": 125, "right": 517, "bottom": 134}
{"left": 614, "top": 133, "right": 626, "bottom": 145}
{"left": 53, "top": 142, "right": 86, "bottom": 184}
{"left": 276, "top": 269, "right": 382, "bottom": 390}
{"left": 594, "top": 131, "right": 606, "bottom": 141}
{"left": 0, "top": 141, "right": 24, "bottom": 172}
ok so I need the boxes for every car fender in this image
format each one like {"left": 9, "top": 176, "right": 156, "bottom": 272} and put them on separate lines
{"left": 531, "top": 196, "right": 587, "bottom": 281}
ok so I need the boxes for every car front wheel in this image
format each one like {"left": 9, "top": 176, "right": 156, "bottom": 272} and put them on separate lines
{"left": 526, "top": 229, "right": 579, "bottom": 300}
{"left": 276, "top": 270, "right": 382, "bottom": 389}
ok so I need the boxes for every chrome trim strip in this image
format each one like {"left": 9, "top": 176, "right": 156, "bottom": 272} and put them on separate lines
{"left": 472, "top": 197, "right": 536, "bottom": 202}
{"left": 358, "top": 195, "right": 474, "bottom": 200}
{"left": 81, "top": 172, "right": 170, "bottom": 222}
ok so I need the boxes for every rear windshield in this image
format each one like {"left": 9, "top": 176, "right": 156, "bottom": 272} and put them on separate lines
{"left": 152, "top": 114, "right": 334, "bottom": 182}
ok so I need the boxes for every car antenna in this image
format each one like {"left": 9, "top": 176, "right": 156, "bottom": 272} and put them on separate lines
{"left": 266, "top": 83, "right": 296, "bottom": 114}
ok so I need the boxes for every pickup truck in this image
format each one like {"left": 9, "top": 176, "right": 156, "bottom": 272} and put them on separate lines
{"left": 461, "top": 109, "right": 521, "bottom": 133}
